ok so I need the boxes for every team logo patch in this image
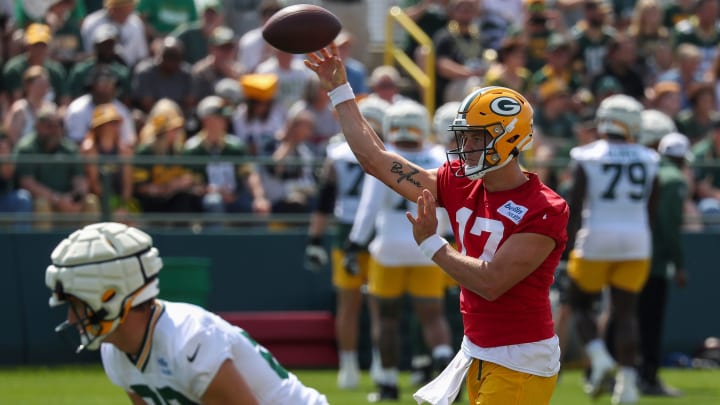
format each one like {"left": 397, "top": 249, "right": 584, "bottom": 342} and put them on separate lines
{"left": 497, "top": 200, "right": 528, "bottom": 224}
{"left": 489, "top": 97, "right": 521, "bottom": 116}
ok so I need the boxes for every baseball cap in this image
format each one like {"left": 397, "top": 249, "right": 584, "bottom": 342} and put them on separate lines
{"left": 151, "top": 112, "right": 184, "bottom": 134}
{"left": 104, "top": 0, "right": 137, "bottom": 8}
{"left": 25, "top": 23, "right": 52, "bottom": 46}
{"left": 36, "top": 103, "right": 59, "bottom": 121}
{"left": 209, "top": 26, "right": 236, "bottom": 46}
{"left": 546, "top": 33, "right": 571, "bottom": 52}
{"left": 240, "top": 73, "right": 278, "bottom": 102}
{"left": 595, "top": 75, "right": 622, "bottom": 96}
{"left": 214, "top": 78, "right": 244, "bottom": 104}
{"left": 653, "top": 81, "right": 680, "bottom": 97}
{"left": 658, "top": 132, "right": 692, "bottom": 161}
{"left": 198, "top": 0, "right": 223, "bottom": 12}
{"left": 91, "top": 104, "right": 123, "bottom": 129}
{"left": 537, "top": 78, "right": 569, "bottom": 102}
{"left": 93, "top": 24, "right": 118, "bottom": 44}
{"left": 197, "top": 95, "right": 229, "bottom": 118}
{"left": 334, "top": 30, "right": 353, "bottom": 47}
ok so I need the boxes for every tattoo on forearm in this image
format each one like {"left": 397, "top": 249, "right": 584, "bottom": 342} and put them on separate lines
{"left": 391, "top": 161, "right": 422, "bottom": 187}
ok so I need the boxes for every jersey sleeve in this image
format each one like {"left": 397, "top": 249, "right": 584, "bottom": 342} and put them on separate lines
{"left": 515, "top": 194, "right": 569, "bottom": 246}
{"left": 348, "top": 174, "right": 385, "bottom": 244}
{"left": 435, "top": 160, "right": 454, "bottom": 208}
{"left": 175, "top": 324, "right": 234, "bottom": 400}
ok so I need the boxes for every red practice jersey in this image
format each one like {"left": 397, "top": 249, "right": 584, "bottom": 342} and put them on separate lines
{"left": 437, "top": 160, "right": 569, "bottom": 348}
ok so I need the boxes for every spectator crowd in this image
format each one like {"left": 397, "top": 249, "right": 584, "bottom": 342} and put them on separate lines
{"left": 0, "top": 0, "right": 718, "bottom": 232}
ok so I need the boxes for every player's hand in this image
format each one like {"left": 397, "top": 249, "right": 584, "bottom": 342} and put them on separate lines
{"left": 304, "top": 44, "right": 348, "bottom": 91}
{"left": 406, "top": 189, "right": 439, "bottom": 245}
{"left": 304, "top": 237, "right": 328, "bottom": 272}
{"left": 342, "top": 240, "right": 361, "bottom": 276}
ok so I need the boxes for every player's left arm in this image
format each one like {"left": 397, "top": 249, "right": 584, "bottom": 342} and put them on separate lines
{"left": 200, "top": 359, "right": 259, "bottom": 405}
{"left": 432, "top": 233, "right": 556, "bottom": 301}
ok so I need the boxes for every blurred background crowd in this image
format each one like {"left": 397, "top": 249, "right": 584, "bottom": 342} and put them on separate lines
{"left": 0, "top": 0, "right": 719, "bottom": 231}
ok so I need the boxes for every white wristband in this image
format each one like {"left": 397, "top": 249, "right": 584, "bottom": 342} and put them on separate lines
{"left": 328, "top": 83, "right": 355, "bottom": 108}
{"left": 419, "top": 234, "right": 449, "bottom": 260}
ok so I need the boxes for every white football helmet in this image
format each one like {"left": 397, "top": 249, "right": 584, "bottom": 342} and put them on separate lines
{"left": 382, "top": 100, "right": 430, "bottom": 145}
{"left": 596, "top": 94, "right": 643, "bottom": 140}
{"left": 639, "top": 109, "right": 677, "bottom": 146}
{"left": 358, "top": 96, "right": 391, "bottom": 137}
{"left": 45, "top": 222, "right": 163, "bottom": 352}
{"left": 433, "top": 101, "right": 462, "bottom": 146}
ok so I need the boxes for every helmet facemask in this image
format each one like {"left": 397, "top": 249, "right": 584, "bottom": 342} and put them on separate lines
{"left": 54, "top": 293, "right": 116, "bottom": 353}
{"left": 447, "top": 121, "right": 530, "bottom": 180}
{"left": 382, "top": 100, "right": 430, "bottom": 147}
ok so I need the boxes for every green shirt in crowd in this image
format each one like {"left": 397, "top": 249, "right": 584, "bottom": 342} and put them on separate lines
{"left": 137, "top": 0, "right": 198, "bottom": 36}
{"left": 2, "top": 54, "right": 68, "bottom": 102}
{"left": 692, "top": 136, "right": 720, "bottom": 190}
{"left": 170, "top": 21, "right": 208, "bottom": 65}
{"left": 182, "top": 133, "right": 254, "bottom": 191}
{"left": 13, "top": 132, "right": 84, "bottom": 193}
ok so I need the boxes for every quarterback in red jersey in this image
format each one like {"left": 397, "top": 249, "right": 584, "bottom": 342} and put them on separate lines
{"left": 306, "top": 45, "right": 568, "bottom": 405}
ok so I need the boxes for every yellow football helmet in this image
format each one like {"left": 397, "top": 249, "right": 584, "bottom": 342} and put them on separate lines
{"left": 447, "top": 86, "right": 534, "bottom": 180}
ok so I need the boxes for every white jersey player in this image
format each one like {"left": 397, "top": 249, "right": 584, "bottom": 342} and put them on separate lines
{"left": 347, "top": 100, "right": 454, "bottom": 401}
{"left": 569, "top": 136, "right": 660, "bottom": 261}
{"left": 566, "top": 95, "right": 660, "bottom": 405}
{"left": 46, "top": 222, "right": 328, "bottom": 405}
{"left": 304, "top": 96, "right": 390, "bottom": 390}
{"left": 350, "top": 144, "right": 447, "bottom": 266}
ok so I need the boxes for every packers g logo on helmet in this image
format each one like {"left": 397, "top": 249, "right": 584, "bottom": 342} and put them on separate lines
{"left": 447, "top": 86, "right": 534, "bottom": 180}
{"left": 489, "top": 97, "right": 522, "bottom": 116}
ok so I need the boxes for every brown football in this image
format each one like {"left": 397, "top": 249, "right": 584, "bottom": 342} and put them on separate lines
{"left": 261, "top": 4, "right": 342, "bottom": 54}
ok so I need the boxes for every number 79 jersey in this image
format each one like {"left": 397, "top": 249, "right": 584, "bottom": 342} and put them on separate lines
{"left": 101, "top": 301, "right": 328, "bottom": 405}
{"left": 570, "top": 139, "right": 659, "bottom": 260}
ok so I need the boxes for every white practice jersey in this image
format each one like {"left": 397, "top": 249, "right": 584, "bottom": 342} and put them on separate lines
{"left": 101, "top": 301, "right": 328, "bottom": 405}
{"left": 349, "top": 145, "right": 447, "bottom": 266}
{"left": 570, "top": 139, "right": 659, "bottom": 260}
{"left": 328, "top": 141, "right": 366, "bottom": 224}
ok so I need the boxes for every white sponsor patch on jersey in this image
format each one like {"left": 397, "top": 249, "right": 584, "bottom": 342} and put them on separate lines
{"left": 497, "top": 200, "right": 528, "bottom": 224}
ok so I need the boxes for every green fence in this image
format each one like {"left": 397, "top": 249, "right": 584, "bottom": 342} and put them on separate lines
{"left": 0, "top": 230, "right": 717, "bottom": 365}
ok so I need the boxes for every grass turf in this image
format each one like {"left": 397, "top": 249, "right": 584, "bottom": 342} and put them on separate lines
{"left": 0, "top": 365, "right": 717, "bottom": 404}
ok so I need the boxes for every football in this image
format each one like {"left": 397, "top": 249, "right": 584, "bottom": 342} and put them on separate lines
{"left": 261, "top": 4, "right": 342, "bottom": 54}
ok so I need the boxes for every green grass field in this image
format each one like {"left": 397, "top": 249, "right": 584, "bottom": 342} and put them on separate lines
{"left": 0, "top": 365, "right": 718, "bottom": 404}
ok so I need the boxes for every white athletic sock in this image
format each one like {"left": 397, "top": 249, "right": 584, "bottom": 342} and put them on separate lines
{"left": 618, "top": 366, "right": 637, "bottom": 384}
{"left": 378, "top": 367, "right": 399, "bottom": 386}
{"left": 586, "top": 338, "right": 614, "bottom": 366}
{"left": 339, "top": 350, "right": 358, "bottom": 370}
{"left": 370, "top": 346, "right": 382, "bottom": 383}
